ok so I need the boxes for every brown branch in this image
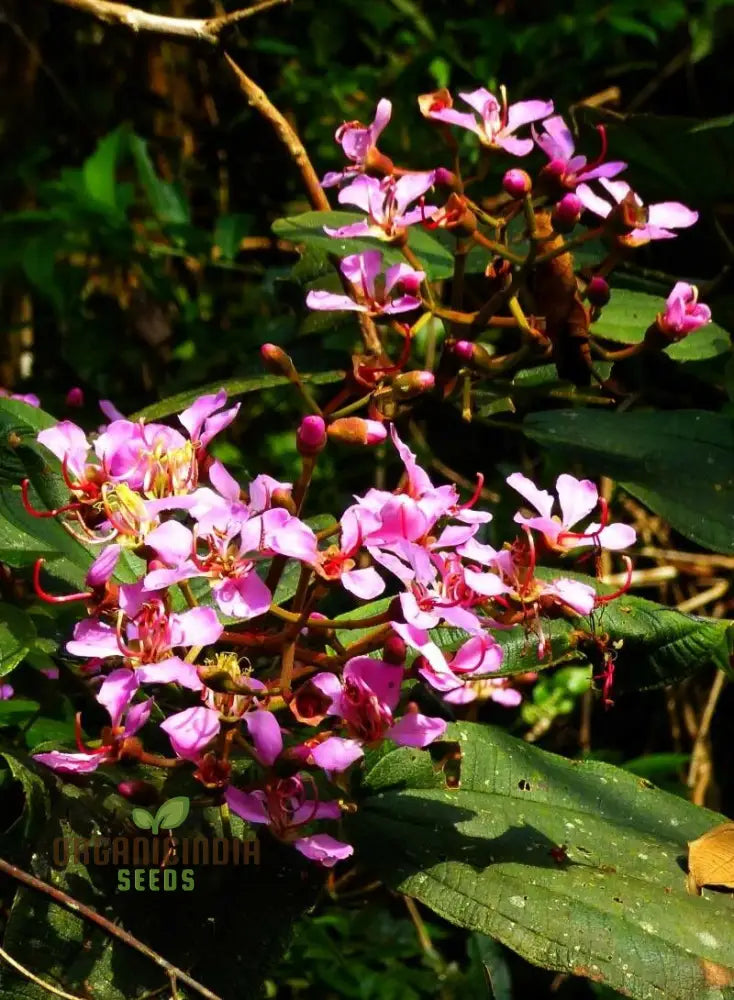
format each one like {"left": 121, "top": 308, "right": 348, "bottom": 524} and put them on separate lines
{"left": 47, "top": 0, "right": 290, "bottom": 45}
{"left": 0, "top": 857, "right": 222, "bottom": 1000}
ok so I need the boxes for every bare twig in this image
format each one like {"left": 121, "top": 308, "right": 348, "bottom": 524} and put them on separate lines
{"left": 0, "top": 945, "right": 87, "bottom": 1000}
{"left": 47, "top": 0, "right": 290, "bottom": 45}
{"left": 0, "top": 857, "right": 222, "bottom": 1000}
{"left": 688, "top": 670, "right": 727, "bottom": 806}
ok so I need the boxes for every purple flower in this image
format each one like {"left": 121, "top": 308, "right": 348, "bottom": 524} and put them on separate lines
{"left": 325, "top": 173, "right": 438, "bottom": 240}
{"left": 507, "top": 472, "right": 636, "bottom": 552}
{"left": 419, "top": 86, "right": 553, "bottom": 156}
{"left": 0, "top": 683, "right": 13, "bottom": 700}
{"left": 293, "top": 834, "right": 354, "bottom": 868}
{"left": 322, "top": 99, "right": 392, "bottom": 188}
{"left": 533, "top": 115, "right": 626, "bottom": 187}
{"left": 306, "top": 250, "right": 424, "bottom": 316}
{"left": 658, "top": 283, "right": 712, "bottom": 339}
{"left": 0, "top": 389, "right": 40, "bottom": 407}
{"left": 576, "top": 179, "right": 698, "bottom": 245}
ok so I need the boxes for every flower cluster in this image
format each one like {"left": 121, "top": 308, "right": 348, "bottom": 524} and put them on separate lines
{"left": 304, "top": 84, "right": 710, "bottom": 389}
{"left": 26, "top": 387, "right": 636, "bottom": 866}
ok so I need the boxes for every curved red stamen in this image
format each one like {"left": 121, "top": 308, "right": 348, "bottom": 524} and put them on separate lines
{"left": 458, "top": 473, "right": 485, "bottom": 511}
{"left": 597, "top": 497, "right": 609, "bottom": 530}
{"left": 20, "top": 479, "right": 80, "bottom": 519}
{"left": 596, "top": 556, "right": 633, "bottom": 604}
{"left": 33, "top": 559, "right": 92, "bottom": 604}
{"left": 586, "top": 125, "right": 608, "bottom": 173}
{"left": 74, "top": 713, "right": 109, "bottom": 755}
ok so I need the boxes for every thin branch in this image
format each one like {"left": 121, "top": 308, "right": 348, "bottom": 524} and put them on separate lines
{"left": 0, "top": 857, "right": 222, "bottom": 1000}
{"left": 47, "top": 0, "right": 290, "bottom": 45}
{"left": 0, "top": 945, "right": 87, "bottom": 1000}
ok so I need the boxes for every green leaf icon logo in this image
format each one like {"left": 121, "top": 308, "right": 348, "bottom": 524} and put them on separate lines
{"left": 131, "top": 807, "right": 155, "bottom": 831}
{"left": 152, "top": 796, "right": 190, "bottom": 834}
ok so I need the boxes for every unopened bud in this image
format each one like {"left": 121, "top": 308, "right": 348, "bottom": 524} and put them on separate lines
{"left": 551, "top": 193, "right": 582, "bottom": 233}
{"left": 391, "top": 370, "right": 435, "bottom": 400}
{"left": 383, "top": 634, "right": 407, "bottom": 665}
{"left": 65, "top": 386, "right": 84, "bottom": 408}
{"left": 503, "top": 168, "right": 532, "bottom": 198}
{"left": 434, "top": 167, "right": 459, "bottom": 190}
{"left": 117, "top": 780, "right": 159, "bottom": 805}
{"left": 297, "top": 414, "right": 327, "bottom": 456}
{"left": 260, "top": 343, "right": 297, "bottom": 379}
{"left": 271, "top": 487, "right": 297, "bottom": 514}
{"left": 586, "top": 276, "right": 611, "bottom": 308}
{"left": 453, "top": 340, "right": 495, "bottom": 374}
{"left": 327, "top": 417, "right": 387, "bottom": 446}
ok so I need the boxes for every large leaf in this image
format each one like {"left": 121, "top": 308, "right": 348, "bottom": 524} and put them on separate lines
{"left": 336, "top": 571, "right": 732, "bottom": 692}
{"left": 524, "top": 409, "right": 734, "bottom": 553}
{"left": 130, "top": 370, "right": 344, "bottom": 422}
{"left": 350, "top": 721, "right": 734, "bottom": 1000}
{"left": 272, "top": 210, "right": 457, "bottom": 280}
{"left": 593, "top": 289, "right": 731, "bottom": 362}
{"left": 0, "top": 604, "right": 37, "bottom": 676}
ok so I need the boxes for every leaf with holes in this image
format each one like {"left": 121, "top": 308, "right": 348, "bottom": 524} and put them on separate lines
{"left": 349, "top": 721, "right": 734, "bottom": 1000}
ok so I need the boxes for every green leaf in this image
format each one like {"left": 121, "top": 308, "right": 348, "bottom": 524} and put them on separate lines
{"left": 129, "top": 134, "right": 189, "bottom": 225}
{"left": 0, "top": 604, "right": 37, "bottom": 675}
{"left": 272, "top": 210, "right": 456, "bottom": 280}
{"left": 593, "top": 289, "right": 731, "bottom": 361}
{"left": 130, "top": 370, "right": 344, "bottom": 422}
{"left": 524, "top": 409, "right": 734, "bottom": 553}
{"left": 131, "top": 806, "right": 155, "bottom": 830}
{"left": 0, "top": 751, "right": 50, "bottom": 842}
{"left": 153, "top": 795, "right": 190, "bottom": 832}
{"left": 350, "top": 721, "right": 734, "bottom": 1000}
{"left": 82, "top": 127, "right": 127, "bottom": 211}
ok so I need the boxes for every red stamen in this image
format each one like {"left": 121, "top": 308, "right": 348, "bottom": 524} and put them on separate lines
{"left": 458, "top": 473, "right": 484, "bottom": 511}
{"left": 585, "top": 125, "right": 609, "bottom": 173}
{"left": 20, "top": 479, "right": 80, "bottom": 519}
{"left": 74, "top": 713, "right": 108, "bottom": 755}
{"left": 33, "top": 559, "right": 92, "bottom": 604}
{"left": 596, "top": 556, "right": 633, "bottom": 604}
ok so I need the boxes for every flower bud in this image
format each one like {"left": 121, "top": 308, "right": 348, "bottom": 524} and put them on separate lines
{"left": 383, "top": 634, "right": 406, "bottom": 665}
{"left": 434, "top": 167, "right": 459, "bottom": 190}
{"left": 65, "top": 386, "right": 84, "bottom": 408}
{"left": 551, "top": 193, "right": 582, "bottom": 233}
{"left": 271, "top": 488, "right": 297, "bottom": 514}
{"left": 586, "top": 276, "right": 611, "bottom": 308}
{"left": 260, "top": 343, "right": 297, "bottom": 380}
{"left": 391, "top": 370, "right": 435, "bottom": 400}
{"left": 117, "top": 780, "right": 159, "bottom": 805}
{"left": 297, "top": 415, "right": 327, "bottom": 456}
{"left": 327, "top": 417, "right": 387, "bottom": 446}
{"left": 503, "top": 169, "right": 532, "bottom": 199}
{"left": 452, "top": 340, "right": 495, "bottom": 374}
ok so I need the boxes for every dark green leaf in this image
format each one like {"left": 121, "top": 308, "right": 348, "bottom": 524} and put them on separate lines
{"left": 129, "top": 134, "right": 190, "bottom": 225}
{"left": 130, "top": 370, "right": 344, "bottom": 422}
{"left": 0, "top": 604, "right": 37, "bottom": 675}
{"left": 350, "top": 721, "right": 734, "bottom": 1000}
{"left": 524, "top": 409, "right": 734, "bottom": 553}
{"left": 593, "top": 289, "right": 731, "bottom": 361}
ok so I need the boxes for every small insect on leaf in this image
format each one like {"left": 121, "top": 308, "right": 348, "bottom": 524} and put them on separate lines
{"left": 131, "top": 807, "right": 155, "bottom": 831}
{"left": 154, "top": 796, "right": 191, "bottom": 833}
{"left": 687, "top": 821, "right": 734, "bottom": 895}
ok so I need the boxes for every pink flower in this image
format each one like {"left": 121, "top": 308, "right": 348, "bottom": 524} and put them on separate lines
{"left": 322, "top": 99, "right": 392, "bottom": 188}
{"left": 420, "top": 86, "right": 553, "bottom": 156}
{"left": 310, "top": 656, "right": 446, "bottom": 749}
{"left": 326, "top": 173, "right": 438, "bottom": 240}
{"left": 161, "top": 706, "right": 221, "bottom": 760}
{"left": 0, "top": 389, "right": 40, "bottom": 407}
{"left": 533, "top": 115, "right": 626, "bottom": 187}
{"left": 0, "top": 683, "right": 13, "bottom": 700}
{"left": 306, "top": 250, "right": 424, "bottom": 316}
{"left": 658, "top": 283, "right": 711, "bottom": 339}
{"left": 576, "top": 178, "right": 698, "bottom": 245}
{"left": 507, "top": 472, "right": 636, "bottom": 552}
